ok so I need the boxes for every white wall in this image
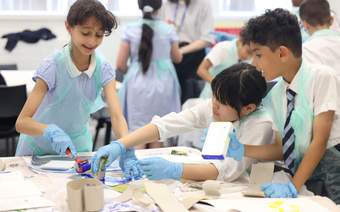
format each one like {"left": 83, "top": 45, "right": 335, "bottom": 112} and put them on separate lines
{"left": 0, "top": 10, "right": 254, "bottom": 71}
{"left": 0, "top": 14, "right": 137, "bottom": 70}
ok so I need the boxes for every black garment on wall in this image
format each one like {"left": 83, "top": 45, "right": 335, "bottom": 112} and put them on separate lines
{"left": 1, "top": 28, "right": 56, "bottom": 52}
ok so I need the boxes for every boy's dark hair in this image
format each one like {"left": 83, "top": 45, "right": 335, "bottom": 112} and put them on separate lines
{"left": 169, "top": 0, "right": 191, "bottom": 6}
{"left": 67, "top": 0, "right": 118, "bottom": 36}
{"left": 240, "top": 8, "right": 302, "bottom": 57}
{"left": 299, "top": 0, "right": 332, "bottom": 26}
{"left": 211, "top": 63, "right": 267, "bottom": 117}
{"left": 137, "top": 0, "right": 162, "bottom": 73}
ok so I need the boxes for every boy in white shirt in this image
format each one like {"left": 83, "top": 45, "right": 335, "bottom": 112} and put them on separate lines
{"left": 299, "top": 0, "right": 340, "bottom": 75}
{"left": 227, "top": 8, "right": 340, "bottom": 203}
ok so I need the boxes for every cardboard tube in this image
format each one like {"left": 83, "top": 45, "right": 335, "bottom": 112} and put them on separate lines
{"left": 67, "top": 179, "right": 103, "bottom": 212}
{"left": 84, "top": 182, "right": 104, "bottom": 211}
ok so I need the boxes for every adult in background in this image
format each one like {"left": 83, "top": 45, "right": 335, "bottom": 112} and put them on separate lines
{"left": 159, "top": 0, "right": 214, "bottom": 103}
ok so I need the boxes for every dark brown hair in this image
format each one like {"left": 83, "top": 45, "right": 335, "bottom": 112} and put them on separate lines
{"left": 299, "top": 0, "right": 332, "bottom": 26}
{"left": 67, "top": 0, "right": 118, "bottom": 36}
{"left": 137, "top": 0, "right": 162, "bottom": 73}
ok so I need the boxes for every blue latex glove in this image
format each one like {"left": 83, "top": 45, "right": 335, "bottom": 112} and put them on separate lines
{"left": 226, "top": 129, "right": 244, "bottom": 161}
{"left": 261, "top": 181, "right": 298, "bottom": 198}
{"left": 119, "top": 148, "right": 143, "bottom": 180}
{"left": 139, "top": 157, "right": 183, "bottom": 180}
{"left": 42, "top": 124, "right": 77, "bottom": 157}
{"left": 91, "top": 140, "right": 126, "bottom": 174}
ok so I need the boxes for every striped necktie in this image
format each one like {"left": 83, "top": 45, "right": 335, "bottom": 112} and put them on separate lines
{"left": 282, "top": 88, "right": 296, "bottom": 174}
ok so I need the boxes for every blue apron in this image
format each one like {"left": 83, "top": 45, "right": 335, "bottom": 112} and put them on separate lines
{"left": 16, "top": 46, "right": 105, "bottom": 156}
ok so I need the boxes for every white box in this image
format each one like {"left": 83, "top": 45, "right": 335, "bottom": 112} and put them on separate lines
{"left": 201, "top": 122, "right": 233, "bottom": 160}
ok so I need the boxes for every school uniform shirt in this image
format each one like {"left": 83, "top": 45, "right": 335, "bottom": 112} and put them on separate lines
{"left": 266, "top": 61, "right": 340, "bottom": 154}
{"left": 151, "top": 99, "right": 275, "bottom": 182}
{"left": 200, "top": 40, "right": 239, "bottom": 98}
{"left": 159, "top": 0, "right": 214, "bottom": 44}
{"left": 303, "top": 29, "right": 340, "bottom": 76}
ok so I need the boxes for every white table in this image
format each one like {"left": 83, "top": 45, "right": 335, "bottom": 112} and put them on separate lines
{"left": 0, "top": 70, "right": 35, "bottom": 93}
{"left": 0, "top": 148, "right": 339, "bottom": 212}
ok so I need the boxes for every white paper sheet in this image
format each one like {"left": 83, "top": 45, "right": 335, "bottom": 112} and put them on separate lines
{"left": 39, "top": 160, "right": 75, "bottom": 171}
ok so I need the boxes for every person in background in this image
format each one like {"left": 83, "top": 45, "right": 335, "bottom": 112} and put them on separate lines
{"left": 159, "top": 0, "right": 214, "bottom": 103}
{"left": 291, "top": 0, "right": 340, "bottom": 42}
{"left": 15, "top": 0, "right": 128, "bottom": 158}
{"left": 92, "top": 63, "right": 276, "bottom": 183}
{"left": 227, "top": 8, "right": 340, "bottom": 203}
{"left": 116, "top": 0, "right": 182, "bottom": 149}
{"left": 197, "top": 32, "right": 252, "bottom": 99}
{"left": 299, "top": 0, "right": 340, "bottom": 74}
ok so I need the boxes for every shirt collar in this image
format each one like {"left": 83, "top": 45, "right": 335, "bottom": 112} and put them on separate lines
{"left": 282, "top": 60, "right": 305, "bottom": 94}
{"left": 64, "top": 44, "right": 96, "bottom": 78}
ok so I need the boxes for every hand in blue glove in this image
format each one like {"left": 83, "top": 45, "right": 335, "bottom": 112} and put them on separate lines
{"left": 43, "top": 124, "right": 77, "bottom": 157}
{"left": 119, "top": 148, "right": 143, "bottom": 180}
{"left": 261, "top": 181, "right": 298, "bottom": 198}
{"left": 91, "top": 140, "right": 126, "bottom": 174}
{"left": 139, "top": 157, "right": 183, "bottom": 180}
{"left": 226, "top": 129, "right": 244, "bottom": 161}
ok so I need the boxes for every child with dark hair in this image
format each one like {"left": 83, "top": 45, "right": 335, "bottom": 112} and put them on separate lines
{"left": 299, "top": 0, "right": 340, "bottom": 75}
{"left": 116, "top": 0, "right": 182, "bottom": 149}
{"left": 197, "top": 30, "right": 252, "bottom": 99}
{"left": 15, "top": 0, "right": 128, "bottom": 157}
{"left": 229, "top": 8, "right": 340, "bottom": 203}
{"left": 92, "top": 63, "right": 276, "bottom": 182}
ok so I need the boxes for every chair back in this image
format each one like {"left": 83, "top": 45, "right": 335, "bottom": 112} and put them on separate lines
{"left": 0, "top": 84, "right": 27, "bottom": 119}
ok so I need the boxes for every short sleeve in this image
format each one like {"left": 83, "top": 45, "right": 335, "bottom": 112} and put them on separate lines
{"left": 313, "top": 66, "right": 339, "bottom": 115}
{"left": 121, "top": 26, "right": 131, "bottom": 43}
{"left": 205, "top": 41, "right": 229, "bottom": 66}
{"left": 101, "top": 62, "right": 116, "bottom": 87}
{"left": 32, "top": 58, "right": 56, "bottom": 91}
{"left": 168, "top": 25, "right": 179, "bottom": 44}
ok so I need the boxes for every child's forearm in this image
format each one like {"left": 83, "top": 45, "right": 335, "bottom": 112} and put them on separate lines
{"left": 16, "top": 117, "right": 48, "bottom": 136}
{"left": 111, "top": 115, "right": 129, "bottom": 138}
{"left": 182, "top": 163, "right": 219, "bottom": 181}
{"left": 119, "top": 124, "right": 160, "bottom": 149}
{"left": 292, "top": 140, "right": 327, "bottom": 191}
{"left": 245, "top": 134, "right": 283, "bottom": 161}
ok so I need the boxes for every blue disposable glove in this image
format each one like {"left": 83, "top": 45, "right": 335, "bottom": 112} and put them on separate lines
{"left": 261, "top": 181, "right": 298, "bottom": 198}
{"left": 119, "top": 148, "right": 143, "bottom": 180}
{"left": 226, "top": 129, "right": 244, "bottom": 161}
{"left": 139, "top": 157, "right": 183, "bottom": 180}
{"left": 91, "top": 140, "right": 126, "bottom": 174}
{"left": 42, "top": 124, "right": 77, "bottom": 157}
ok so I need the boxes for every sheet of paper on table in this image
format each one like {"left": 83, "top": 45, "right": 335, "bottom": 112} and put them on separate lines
{"left": 0, "top": 171, "right": 55, "bottom": 211}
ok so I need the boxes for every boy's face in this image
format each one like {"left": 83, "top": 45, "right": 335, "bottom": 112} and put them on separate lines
{"left": 66, "top": 16, "right": 104, "bottom": 56}
{"left": 212, "top": 97, "right": 238, "bottom": 122}
{"left": 250, "top": 42, "right": 283, "bottom": 81}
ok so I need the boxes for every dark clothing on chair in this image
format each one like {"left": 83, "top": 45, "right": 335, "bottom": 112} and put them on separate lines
{"left": 174, "top": 42, "right": 206, "bottom": 103}
{"left": 2, "top": 28, "right": 56, "bottom": 52}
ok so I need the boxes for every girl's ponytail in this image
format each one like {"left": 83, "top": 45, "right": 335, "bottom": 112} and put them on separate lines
{"left": 138, "top": 10, "right": 154, "bottom": 74}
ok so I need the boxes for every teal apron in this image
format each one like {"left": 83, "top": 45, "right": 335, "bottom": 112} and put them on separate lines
{"left": 16, "top": 47, "right": 105, "bottom": 156}
{"left": 263, "top": 61, "right": 314, "bottom": 172}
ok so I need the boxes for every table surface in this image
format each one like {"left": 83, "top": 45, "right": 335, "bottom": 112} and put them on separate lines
{"left": 0, "top": 148, "right": 339, "bottom": 212}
